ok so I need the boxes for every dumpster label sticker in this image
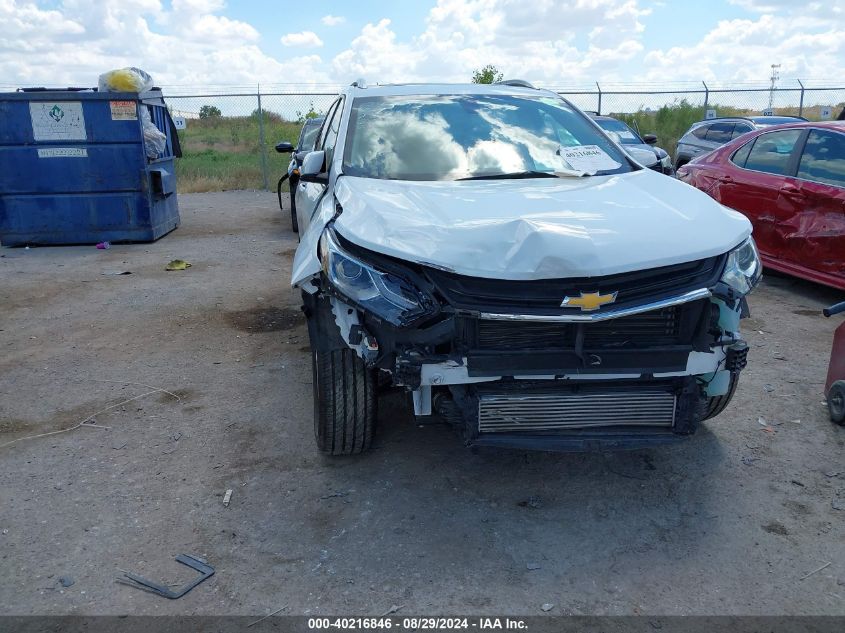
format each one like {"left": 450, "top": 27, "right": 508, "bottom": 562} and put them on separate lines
{"left": 110, "top": 100, "right": 138, "bottom": 120}
{"left": 37, "top": 147, "right": 88, "bottom": 158}
{"left": 29, "top": 101, "right": 86, "bottom": 141}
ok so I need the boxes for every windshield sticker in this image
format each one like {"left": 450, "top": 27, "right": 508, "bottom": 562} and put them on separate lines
{"left": 558, "top": 145, "right": 621, "bottom": 174}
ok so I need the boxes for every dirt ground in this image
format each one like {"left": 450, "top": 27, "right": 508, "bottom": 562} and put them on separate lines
{"left": 1, "top": 190, "right": 843, "bottom": 617}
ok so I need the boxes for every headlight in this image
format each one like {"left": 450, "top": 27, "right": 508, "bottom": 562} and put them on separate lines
{"left": 721, "top": 237, "right": 762, "bottom": 295}
{"left": 319, "top": 229, "right": 433, "bottom": 326}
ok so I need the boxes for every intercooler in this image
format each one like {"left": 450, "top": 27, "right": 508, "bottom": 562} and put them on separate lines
{"left": 477, "top": 388, "right": 677, "bottom": 433}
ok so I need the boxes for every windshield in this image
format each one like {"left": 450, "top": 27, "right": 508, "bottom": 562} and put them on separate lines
{"left": 299, "top": 122, "right": 322, "bottom": 151}
{"left": 593, "top": 118, "right": 643, "bottom": 145}
{"left": 342, "top": 94, "right": 633, "bottom": 181}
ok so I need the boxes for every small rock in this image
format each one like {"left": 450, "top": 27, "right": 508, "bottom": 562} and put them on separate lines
{"left": 541, "top": 603, "right": 554, "bottom": 612}
{"left": 518, "top": 496, "right": 543, "bottom": 509}
{"left": 58, "top": 576, "right": 75, "bottom": 588}
{"left": 791, "top": 479, "right": 805, "bottom": 487}
{"left": 763, "top": 384, "right": 774, "bottom": 393}
{"left": 527, "top": 562, "right": 542, "bottom": 571}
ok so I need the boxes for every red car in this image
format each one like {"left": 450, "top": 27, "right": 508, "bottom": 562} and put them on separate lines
{"left": 677, "top": 121, "right": 845, "bottom": 290}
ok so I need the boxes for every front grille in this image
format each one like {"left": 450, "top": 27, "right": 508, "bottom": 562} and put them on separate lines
{"left": 478, "top": 388, "right": 677, "bottom": 432}
{"left": 425, "top": 255, "right": 724, "bottom": 315}
{"left": 475, "top": 306, "right": 682, "bottom": 350}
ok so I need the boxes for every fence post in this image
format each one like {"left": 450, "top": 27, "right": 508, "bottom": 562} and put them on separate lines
{"left": 797, "top": 79, "right": 805, "bottom": 117}
{"left": 702, "top": 81, "right": 709, "bottom": 110}
{"left": 257, "top": 86, "right": 269, "bottom": 191}
{"left": 595, "top": 82, "right": 602, "bottom": 115}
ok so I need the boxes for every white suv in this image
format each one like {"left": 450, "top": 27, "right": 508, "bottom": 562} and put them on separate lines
{"left": 291, "top": 81, "right": 760, "bottom": 455}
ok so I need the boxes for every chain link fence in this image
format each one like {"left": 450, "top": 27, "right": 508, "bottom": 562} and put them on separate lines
{"left": 165, "top": 82, "right": 845, "bottom": 193}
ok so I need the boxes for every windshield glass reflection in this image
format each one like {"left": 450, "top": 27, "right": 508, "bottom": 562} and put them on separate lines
{"left": 343, "top": 94, "right": 632, "bottom": 181}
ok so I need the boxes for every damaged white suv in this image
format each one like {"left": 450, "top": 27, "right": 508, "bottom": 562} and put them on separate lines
{"left": 291, "top": 81, "right": 760, "bottom": 455}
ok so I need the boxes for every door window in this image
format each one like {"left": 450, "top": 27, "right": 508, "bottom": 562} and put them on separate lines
{"left": 743, "top": 129, "right": 803, "bottom": 176}
{"left": 704, "top": 122, "right": 735, "bottom": 144}
{"left": 797, "top": 129, "right": 845, "bottom": 187}
{"left": 730, "top": 139, "right": 754, "bottom": 167}
{"left": 691, "top": 125, "right": 709, "bottom": 140}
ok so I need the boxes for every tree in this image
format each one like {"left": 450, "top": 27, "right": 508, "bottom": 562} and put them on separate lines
{"left": 295, "top": 102, "right": 321, "bottom": 124}
{"left": 199, "top": 105, "right": 222, "bottom": 119}
{"left": 471, "top": 65, "right": 503, "bottom": 84}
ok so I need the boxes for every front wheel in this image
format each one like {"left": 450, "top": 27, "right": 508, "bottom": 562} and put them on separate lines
{"left": 311, "top": 348, "right": 377, "bottom": 455}
{"left": 289, "top": 190, "right": 299, "bottom": 233}
{"left": 828, "top": 380, "right": 845, "bottom": 425}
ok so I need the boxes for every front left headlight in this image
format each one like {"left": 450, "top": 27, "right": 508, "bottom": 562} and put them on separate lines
{"left": 721, "top": 237, "right": 762, "bottom": 295}
{"left": 319, "top": 229, "right": 433, "bottom": 326}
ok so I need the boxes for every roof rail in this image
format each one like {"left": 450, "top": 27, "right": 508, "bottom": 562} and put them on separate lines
{"left": 494, "top": 79, "right": 536, "bottom": 89}
{"left": 350, "top": 78, "right": 367, "bottom": 89}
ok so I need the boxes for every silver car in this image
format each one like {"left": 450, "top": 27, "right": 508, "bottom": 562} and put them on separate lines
{"left": 674, "top": 115, "right": 806, "bottom": 170}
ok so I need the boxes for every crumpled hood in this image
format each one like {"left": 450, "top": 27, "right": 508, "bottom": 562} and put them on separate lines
{"left": 333, "top": 171, "right": 751, "bottom": 280}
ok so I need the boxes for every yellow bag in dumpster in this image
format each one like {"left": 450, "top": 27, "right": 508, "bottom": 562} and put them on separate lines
{"left": 98, "top": 67, "right": 153, "bottom": 93}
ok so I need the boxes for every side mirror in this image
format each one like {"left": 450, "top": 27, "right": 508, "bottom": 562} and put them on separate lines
{"left": 642, "top": 134, "right": 658, "bottom": 145}
{"left": 294, "top": 150, "right": 310, "bottom": 163}
{"left": 275, "top": 141, "right": 295, "bottom": 153}
{"left": 299, "top": 150, "right": 328, "bottom": 184}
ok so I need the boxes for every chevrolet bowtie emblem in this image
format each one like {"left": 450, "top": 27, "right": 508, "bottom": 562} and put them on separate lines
{"left": 561, "top": 291, "right": 618, "bottom": 311}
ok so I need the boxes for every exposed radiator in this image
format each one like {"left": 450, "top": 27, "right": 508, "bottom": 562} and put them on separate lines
{"left": 477, "top": 388, "right": 677, "bottom": 433}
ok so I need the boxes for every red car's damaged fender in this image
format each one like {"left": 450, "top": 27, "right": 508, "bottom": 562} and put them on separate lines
{"left": 678, "top": 121, "right": 845, "bottom": 290}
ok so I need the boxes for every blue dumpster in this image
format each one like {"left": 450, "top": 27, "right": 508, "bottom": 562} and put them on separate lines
{"left": 0, "top": 88, "right": 180, "bottom": 246}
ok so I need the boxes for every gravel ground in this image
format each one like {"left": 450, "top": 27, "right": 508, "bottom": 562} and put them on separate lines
{"left": 1, "top": 190, "right": 843, "bottom": 617}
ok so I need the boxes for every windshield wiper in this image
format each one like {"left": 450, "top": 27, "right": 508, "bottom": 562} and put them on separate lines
{"left": 457, "top": 170, "right": 586, "bottom": 180}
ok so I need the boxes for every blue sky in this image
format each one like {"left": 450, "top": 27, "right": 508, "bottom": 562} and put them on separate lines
{"left": 0, "top": 1, "right": 842, "bottom": 91}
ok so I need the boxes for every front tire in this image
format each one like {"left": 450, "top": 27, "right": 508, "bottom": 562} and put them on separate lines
{"left": 311, "top": 348, "right": 377, "bottom": 455}
{"left": 289, "top": 190, "right": 299, "bottom": 233}
{"left": 828, "top": 380, "right": 845, "bottom": 425}
{"left": 702, "top": 373, "right": 739, "bottom": 420}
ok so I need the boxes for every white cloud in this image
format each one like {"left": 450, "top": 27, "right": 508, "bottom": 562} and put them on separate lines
{"left": 280, "top": 30, "right": 323, "bottom": 48}
{"left": 321, "top": 14, "right": 346, "bottom": 26}
{"left": 643, "top": 13, "right": 845, "bottom": 84}
{"left": 1, "top": 0, "right": 843, "bottom": 94}
{"left": 0, "top": 0, "right": 330, "bottom": 89}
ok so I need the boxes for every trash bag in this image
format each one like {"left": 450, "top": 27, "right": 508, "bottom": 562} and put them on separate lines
{"left": 98, "top": 67, "right": 154, "bottom": 93}
{"left": 140, "top": 108, "right": 167, "bottom": 159}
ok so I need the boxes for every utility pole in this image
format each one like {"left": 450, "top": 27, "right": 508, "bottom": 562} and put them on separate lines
{"left": 768, "top": 64, "right": 781, "bottom": 110}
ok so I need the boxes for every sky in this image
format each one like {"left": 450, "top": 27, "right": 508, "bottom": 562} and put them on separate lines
{"left": 1, "top": 0, "right": 843, "bottom": 92}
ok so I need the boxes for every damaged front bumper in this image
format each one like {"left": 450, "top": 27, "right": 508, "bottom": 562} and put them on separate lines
{"left": 301, "top": 239, "right": 751, "bottom": 451}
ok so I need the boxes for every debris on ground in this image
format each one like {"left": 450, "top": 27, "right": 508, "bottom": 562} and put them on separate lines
{"left": 518, "top": 496, "right": 543, "bottom": 509}
{"left": 526, "top": 562, "right": 542, "bottom": 570}
{"left": 102, "top": 271, "right": 132, "bottom": 276}
{"left": 223, "top": 489, "right": 233, "bottom": 507}
{"left": 541, "top": 603, "right": 554, "bottom": 612}
{"left": 58, "top": 576, "right": 75, "bottom": 588}
{"left": 799, "top": 561, "right": 831, "bottom": 581}
{"left": 247, "top": 604, "right": 288, "bottom": 628}
{"left": 165, "top": 259, "right": 192, "bottom": 271}
{"left": 96, "top": 242, "right": 110, "bottom": 250}
{"left": 380, "top": 604, "right": 405, "bottom": 617}
{"left": 116, "top": 554, "right": 214, "bottom": 599}
{"left": 320, "top": 491, "right": 348, "bottom": 500}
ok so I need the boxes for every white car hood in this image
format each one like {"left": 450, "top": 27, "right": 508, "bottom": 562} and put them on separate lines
{"left": 332, "top": 170, "right": 750, "bottom": 280}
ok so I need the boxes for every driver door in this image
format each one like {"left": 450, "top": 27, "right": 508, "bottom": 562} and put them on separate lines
{"left": 295, "top": 98, "right": 343, "bottom": 235}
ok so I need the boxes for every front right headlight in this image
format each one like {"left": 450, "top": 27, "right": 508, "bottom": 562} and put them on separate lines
{"left": 319, "top": 229, "right": 434, "bottom": 326}
{"left": 721, "top": 237, "right": 762, "bottom": 295}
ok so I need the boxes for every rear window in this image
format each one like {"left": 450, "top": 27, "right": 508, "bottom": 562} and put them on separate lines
{"left": 705, "top": 122, "right": 734, "bottom": 144}
{"left": 743, "top": 129, "right": 803, "bottom": 176}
